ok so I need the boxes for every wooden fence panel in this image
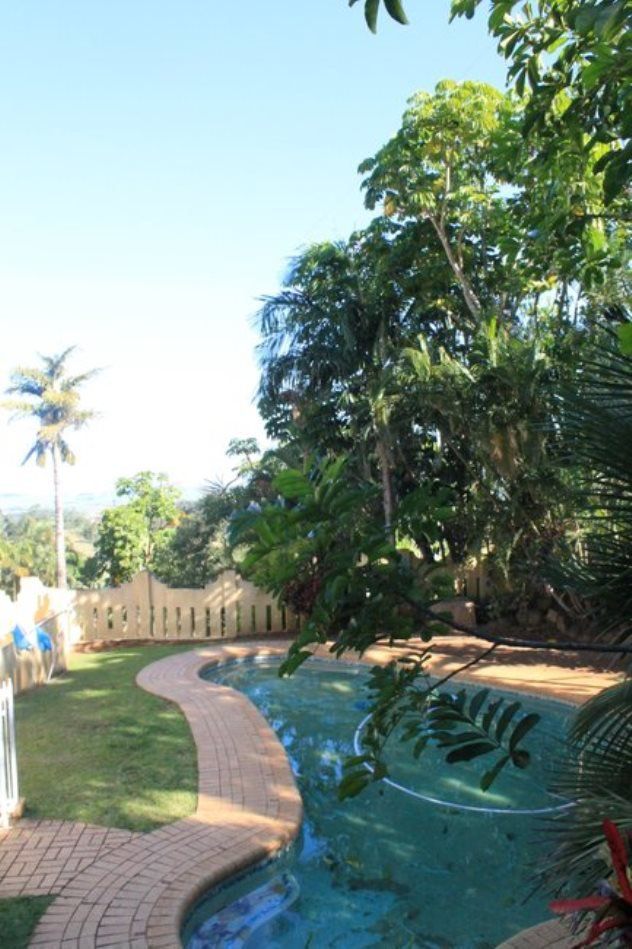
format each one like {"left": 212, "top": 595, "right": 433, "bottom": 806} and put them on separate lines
{"left": 73, "top": 569, "right": 299, "bottom": 642}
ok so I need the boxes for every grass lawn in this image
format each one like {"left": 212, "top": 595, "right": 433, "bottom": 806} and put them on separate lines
{"left": 0, "top": 895, "right": 54, "bottom": 948}
{"left": 14, "top": 645, "right": 198, "bottom": 832}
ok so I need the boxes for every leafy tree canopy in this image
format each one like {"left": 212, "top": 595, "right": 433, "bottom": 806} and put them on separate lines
{"left": 87, "top": 472, "right": 181, "bottom": 587}
{"left": 349, "top": 0, "right": 632, "bottom": 202}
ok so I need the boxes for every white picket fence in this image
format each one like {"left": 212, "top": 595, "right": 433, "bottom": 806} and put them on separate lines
{"left": 0, "top": 680, "right": 19, "bottom": 828}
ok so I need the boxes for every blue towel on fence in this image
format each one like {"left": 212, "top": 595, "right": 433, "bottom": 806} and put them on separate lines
{"left": 11, "top": 625, "right": 32, "bottom": 651}
{"left": 36, "top": 627, "right": 53, "bottom": 652}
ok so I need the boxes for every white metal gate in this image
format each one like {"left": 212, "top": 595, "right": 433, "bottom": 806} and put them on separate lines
{"left": 0, "top": 679, "right": 18, "bottom": 828}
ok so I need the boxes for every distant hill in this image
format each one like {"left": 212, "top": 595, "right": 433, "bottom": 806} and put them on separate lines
{"left": 0, "top": 492, "right": 114, "bottom": 516}
{"left": 0, "top": 484, "right": 203, "bottom": 517}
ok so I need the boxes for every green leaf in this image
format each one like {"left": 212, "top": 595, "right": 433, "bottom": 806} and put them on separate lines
{"left": 338, "top": 770, "right": 371, "bottom": 799}
{"left": 413, "top": 736, "right": 428, "bottom": 758}
{"left": 344, "top": 754, "right": 372, "bottom": 768}
{"left": 495, "top": 701, "right": 521, "bottom": 741}
{"left": 511, "top": 749, "right": 530, "bottom": 769}
{"left": 454, "top": 689, "right": 467, "bottom": 713}
{"left": 383, "top": 0, "right": 409, "bottom": 25}
{"left": 508, "top": 712, "right": 540, "bottom": 752}
{"left": 446, "top": 740, "right": 497, "bottom": 763}
{"left": 481, "top": 754, "right": 510, "bottom": 791}
{"left": 436, "top": 729, "right": 489, "bottom": 747}
{"left": 325, "top": 573, "right": 348, "bottom": 604}
{"left": 468, "top": 687, "right": 491, "bottom": 722}
{"left": 255, "top": 519, "right": 277, "bottom": 546}
{"left": 585, "top": 224, "right": 607, "bottom": 255}
{"left": 279, "top": 649, "right": 312, "bottom": 675}
{"left": 364, "top": 0, "right": 380, "bottom": 31}
{"left": 482, "top": 698, "right": 503, "bottom": 732}
{"left": 617, "top": 324, "right": 632, "bottom": 356}
{"left": 273, "top": 469, "right": 312, "bottom": 500}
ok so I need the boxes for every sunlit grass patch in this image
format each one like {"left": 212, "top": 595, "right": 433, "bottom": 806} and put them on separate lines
{"left": 15, "top": 646, "right": 197, "bottom": 832}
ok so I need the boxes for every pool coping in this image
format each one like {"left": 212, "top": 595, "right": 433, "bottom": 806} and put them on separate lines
{"left": 28, "top": 637, "right": 619, "bottom": 948}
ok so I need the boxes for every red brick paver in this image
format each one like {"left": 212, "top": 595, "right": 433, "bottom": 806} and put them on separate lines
{"left": 497, "top": 919, "right": 575, "bottom": 948}
{"left": 0, "top": 821, "right": 140, "bottom": 897}
{"left": 0, "top": 638, "right": 618, "bottom": 948}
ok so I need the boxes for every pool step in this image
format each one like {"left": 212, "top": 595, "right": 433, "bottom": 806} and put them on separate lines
{"left": 188, "top": 872, "right": 300, "bottom": 948}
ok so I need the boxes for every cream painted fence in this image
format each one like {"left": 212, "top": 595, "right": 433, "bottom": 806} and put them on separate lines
{"left": 72, "top": 563, "right": 490, "bottom": 644}
{"left": 73, "top": 569, "right": 299, "bottom": 643}
{"left": 1, "top": 561, "right": 488, "bottom": 695}
{"left": 0, "top": 578, "right": 76, "bottom": 696}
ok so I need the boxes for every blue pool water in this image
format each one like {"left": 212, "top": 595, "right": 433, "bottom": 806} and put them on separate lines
{"left": 183, "top": 658, "right": 571, "bottom": 948}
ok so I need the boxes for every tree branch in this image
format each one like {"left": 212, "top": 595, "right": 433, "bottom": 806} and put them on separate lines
{"left": 428, "top": 642, "right": 500, "bottom": 692}
{"left": 423, "top": 607, "right": 632, "bottom": 656}
{"left": 428, "top": 214, "right": 481, "bottom": 322}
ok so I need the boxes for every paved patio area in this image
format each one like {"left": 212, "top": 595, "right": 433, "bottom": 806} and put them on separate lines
{"left": 0, "top": 822, "right": 141, "bottom": 898}
{"left": 0, "top": 637, "right": 621, "bottom": 947}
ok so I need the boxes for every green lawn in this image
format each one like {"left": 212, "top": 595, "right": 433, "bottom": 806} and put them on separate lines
{"left": 0, "top": 895, "right": 54, "bottom": 949}
{"left": 14, "top": 645, "right": 198, "bottom": 832}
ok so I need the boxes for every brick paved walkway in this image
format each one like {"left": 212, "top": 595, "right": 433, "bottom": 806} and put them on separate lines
{"left": 0, "top": 638, "right": 620, "bottom": 948}
{"left": 497, "top": 919, "right": 576, "bottom": 948}
{"left": 0, "top": 822, "right": 140, "bottom": 898}
{"left": 26, "top": 642, "right": 302, "bottom": 948}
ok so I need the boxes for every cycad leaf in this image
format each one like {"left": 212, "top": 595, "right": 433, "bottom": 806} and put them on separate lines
{"left": 468, "top": 687, "right": 490, "bottom": 722}
{"left": 508, "top": 713, "right": 541, "bottom": 752}
{"left": 364, "top": 0, "right": 379, "bottom": 31}
{"left": 482, "top": 698, "right": 503, "bottom": 732}
{"left": 481, "top": 754, "right": 510, "bottom": 791}
{"left": 495, "top": 701, "right": 521, "bottom": 741}
{"left": 383, "top": 0, "right": 409, "bottom": 24}
{"left": 446, "top": 740, "right": 497, "bottom": 763}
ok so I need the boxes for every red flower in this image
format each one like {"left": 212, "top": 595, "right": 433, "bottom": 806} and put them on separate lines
{"left": 550, "top": 820, "right": 632, "bottom": 947}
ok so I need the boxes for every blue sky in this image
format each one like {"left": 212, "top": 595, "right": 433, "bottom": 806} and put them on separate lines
{"left": 0, "top": 1, "right": 506, "bottom": 509}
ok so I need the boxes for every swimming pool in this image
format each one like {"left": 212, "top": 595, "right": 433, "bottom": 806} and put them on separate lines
{"left": 183, "top": 658, "right": 571, "bottom": 948}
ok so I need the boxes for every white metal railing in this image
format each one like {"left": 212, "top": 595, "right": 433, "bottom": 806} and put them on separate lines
{"left": 0, "top": 679, "right": 18, "bottom": 828}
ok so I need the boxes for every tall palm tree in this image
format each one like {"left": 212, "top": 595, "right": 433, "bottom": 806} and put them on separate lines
{"left": 4, "top": 348, "right": 98, "bottom": 589}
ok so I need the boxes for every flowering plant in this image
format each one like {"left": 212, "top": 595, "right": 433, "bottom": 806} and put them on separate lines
{"left": 550, "top": 820, "right": 632, "bottom": 946}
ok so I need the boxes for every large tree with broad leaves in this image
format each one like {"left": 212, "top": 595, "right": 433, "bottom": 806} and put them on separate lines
{"left": 348, "top": 0, "right": 631, "bottom": 203}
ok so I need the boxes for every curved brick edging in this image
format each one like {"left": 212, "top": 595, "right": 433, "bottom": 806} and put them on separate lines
{"left": 30, "top": 642, "right": 302, "bottom": 949}
{"left": 496, "top": 919, "right": 575, "bottom": 948}
{"left": 25, "top": 637, "right": 620, "bottom": 948}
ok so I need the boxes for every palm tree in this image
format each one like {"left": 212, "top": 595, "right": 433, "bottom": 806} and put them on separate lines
{"left": 4, "top": 348, "right": 98, "bottom": 589}
{"left": 538, "top": 319, "right": 632, "bottom": 898}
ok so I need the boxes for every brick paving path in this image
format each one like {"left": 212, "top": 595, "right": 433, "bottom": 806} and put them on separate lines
{"left": 0, "top": 822, "right": 140, "bottom": 898}
{"left": 497, "top": 919, "right": 575, "bottom": 948}
{"left": 26, "top": 642, "right": 302, "bottom": 949}
{"left": 0, "top": 638, "right": 619, "bottom": 947}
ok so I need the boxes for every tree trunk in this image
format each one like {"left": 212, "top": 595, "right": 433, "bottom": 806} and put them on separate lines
{"left": 429, "top": 216, "right": 482, "bottom": 323}
{"left": 376, "top": 435, "right": 395, "bottom": 541}
{"left": 52, "top": 443, "right": 67, "bottom": 589}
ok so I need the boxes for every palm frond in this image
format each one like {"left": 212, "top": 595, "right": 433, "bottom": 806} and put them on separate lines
{"left": 39, "top": 347, "right": 77, "bottom": 378}
{"left": 539, "top": 679, "right": 632, "bottom": 895}
{"left": 555, "top": 322, "right": 632, "bottom": 642}
{"left": 570, "top": 679, "right": 632, "bottom": 750}
{"left": 4, "top": 348, "right": 97, "bottom": 468}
